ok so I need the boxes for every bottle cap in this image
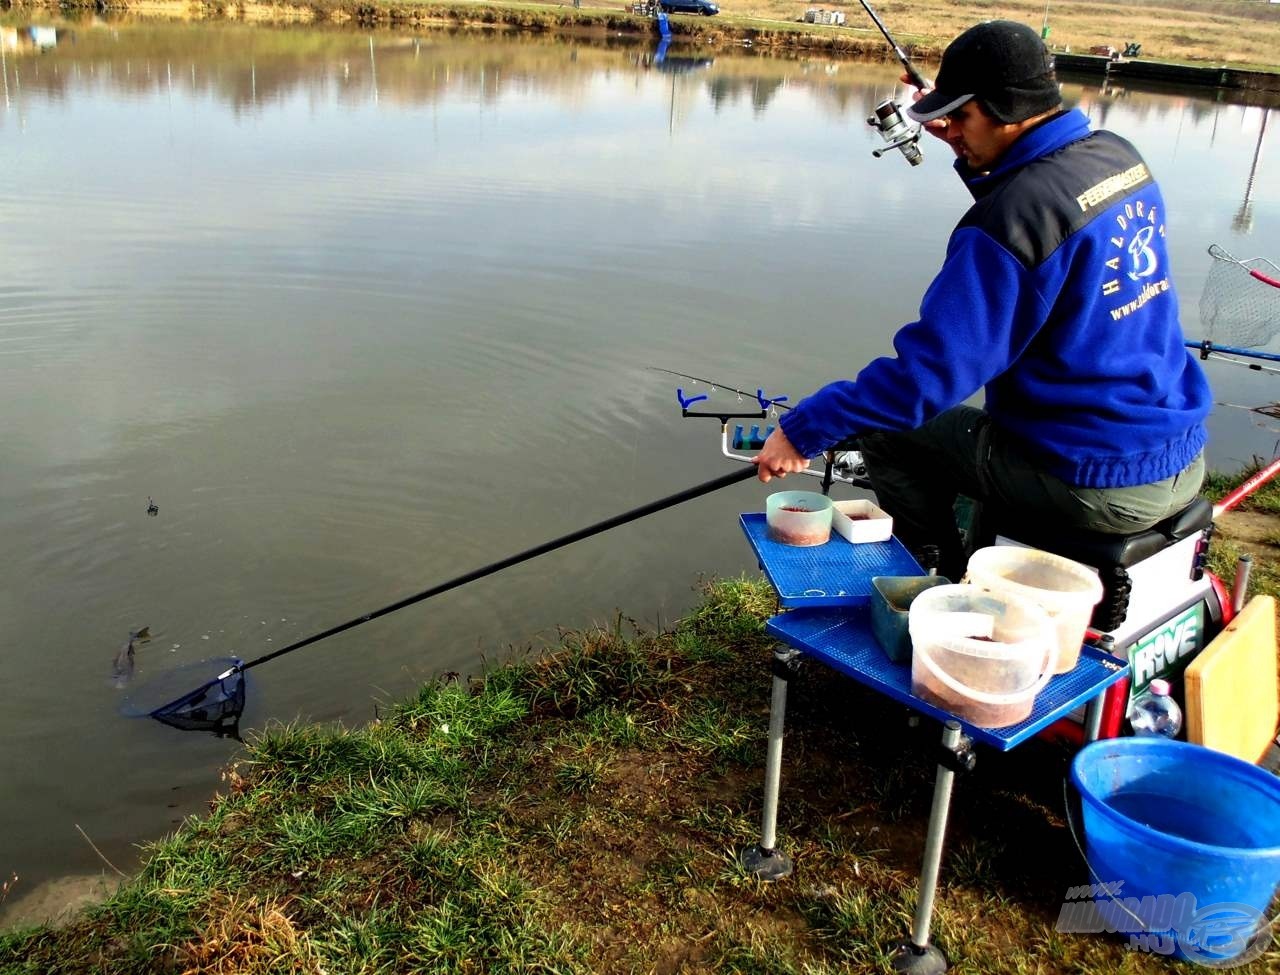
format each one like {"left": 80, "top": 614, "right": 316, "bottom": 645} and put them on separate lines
{"left": 1149, "top": 678, "right": 1171, "bottom": 696}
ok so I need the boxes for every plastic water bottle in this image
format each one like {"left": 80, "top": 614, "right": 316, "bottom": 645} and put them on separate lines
{"left": 1128, "top": 679, "right": 1183, "bottom": 738}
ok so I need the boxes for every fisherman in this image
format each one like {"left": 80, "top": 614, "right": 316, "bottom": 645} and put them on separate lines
{"left": 752, "top": 19, "right": 1211, "bottom": 581}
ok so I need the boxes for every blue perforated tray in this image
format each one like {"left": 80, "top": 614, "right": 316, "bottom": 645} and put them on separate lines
{"left": 766, "top": 607, "right": 1129, "bottom": 751}
{"left": 740, "top": 512, "right": 923, "bottom": 607}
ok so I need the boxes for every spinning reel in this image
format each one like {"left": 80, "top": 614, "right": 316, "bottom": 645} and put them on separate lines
{"left": 868, "top": 99, "right": 923, "bottom": 167}
{"left": 858, "top": 0, "right": 928, "bottom": 168}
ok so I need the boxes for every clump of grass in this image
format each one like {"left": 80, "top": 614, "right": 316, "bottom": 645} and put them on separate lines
{"left": 671, "top": 701, "right": 761, "bottom": 767}
{"left": 1204, "top": 459, "right": 1280, "bottom": 515}
{"left": 678, "top": 576, "right": 777, "bottom": 647}
{"left": 553, "top": 753, "right": 612, "bottom": 794}
{"left": 176, "top": 894, "right": 322, "bottom": 973}
{"left": 580, "top": 704, "right": 648, "bottom": 747}
{"left": 1203, "top": 463, "right": 1280, "bottom": 604}
{"left": 1205, "top": 533, "right": 1280, "bottom": 604}
{"left": 514, "top": 625, "right": 676, "bottom": 718}
{"left": 386, "top": 675, "right": 530, "bottom": 741}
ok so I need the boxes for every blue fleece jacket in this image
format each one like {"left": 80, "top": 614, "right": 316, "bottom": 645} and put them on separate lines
{"left": 778, "top": 109, "right": 1210, "bottom": 488}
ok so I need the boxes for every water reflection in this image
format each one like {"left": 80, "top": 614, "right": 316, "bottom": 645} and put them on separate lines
{"left": 0, "top": 18, "right": 990, "bottom": 123}
{"left": 1234, "top": 108, "right": 1270, "bottom": 234}
{"left": 0, "top": 17, "right": 1277, "bottom": 903}
{"left": 0, "top": 23, "right": 65, "bottom": 53}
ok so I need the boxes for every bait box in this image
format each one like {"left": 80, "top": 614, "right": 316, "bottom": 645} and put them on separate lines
{"left": 870, "top": 575, "right": 950, "bottom": 663}
{"left": 832, "top": 499, "right": 893, "bottom": 544}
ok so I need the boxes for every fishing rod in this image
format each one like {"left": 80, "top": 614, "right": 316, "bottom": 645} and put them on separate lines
{"left": 143, "top": 467, "right": 760, "bottom": 735}
{"left": 1187, "top": 340, "right": 1280, "bottom": 374}
{"left": 857, "top": 0, "right": 928, "bottom": 90}
{"left": 649, "top": 367, "right": 792, "bottom": 411}
{"left": 857, "top": 0, "right": 929, "bottom": 167}
{"left": 1214, "top": 455, "right": 1280, "bottom": 518}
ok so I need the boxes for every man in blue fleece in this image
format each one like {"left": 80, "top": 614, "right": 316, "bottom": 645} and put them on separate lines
{"left": 752, "top": 19, "right": 1210, "bottom": 580}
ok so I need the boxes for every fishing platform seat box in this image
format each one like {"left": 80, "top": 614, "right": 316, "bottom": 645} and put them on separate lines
{"left": 1184, "top": 594, "right": 1279, "bottom": 764}
{"left": 986, "top": 498, "right": 1213, "bottom": 643}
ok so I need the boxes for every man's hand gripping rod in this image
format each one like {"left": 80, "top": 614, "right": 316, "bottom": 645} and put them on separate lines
{"left": 675, "top": 386, "right": 869, "bottom": 489}
{"left": 858, "top": 0, "right": 928, "bottom": 166}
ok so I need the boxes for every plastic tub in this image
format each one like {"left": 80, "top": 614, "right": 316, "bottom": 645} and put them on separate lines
{"left": 1070, "top": 738, "right": 1280, "bottom": 963}
{"left": 766, "top": 491, "right": 832, "bottom": 547}
{"left": 908, "top": 584, "right": 1056, "bottom": 727}
{"left": 965, "top": 546, "right": 1103, "bottom": 674}
{"left": 870, "top": 575, "right": 950, "bottom": 663}
{"left": 831, "top": 499, "right": 893, "bottom": 544}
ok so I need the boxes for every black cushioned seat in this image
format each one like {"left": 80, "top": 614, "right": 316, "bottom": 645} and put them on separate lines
{"left": 991, "top": 497, "right": 1213, "bottom": 570}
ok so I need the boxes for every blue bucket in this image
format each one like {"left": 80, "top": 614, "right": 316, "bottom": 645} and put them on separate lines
{"left": 1070, "top": 738, "right": 1280, "bottom": 964}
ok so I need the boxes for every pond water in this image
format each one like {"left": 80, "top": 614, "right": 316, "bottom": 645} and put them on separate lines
{"left": 1, "top": 16, "right": 1277, "bottom": 907}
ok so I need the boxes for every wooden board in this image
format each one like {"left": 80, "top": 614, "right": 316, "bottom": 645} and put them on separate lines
{"left": 1184, "top": 595, "right": 1279, "bottom": 763}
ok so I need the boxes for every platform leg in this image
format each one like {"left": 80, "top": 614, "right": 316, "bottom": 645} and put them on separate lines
{"left": 889, "top": 720, "right": 972, "bottom": 974}
{"left": 1083, "top": 694, "right": 1104, "bottom": 743}
{"left": 740, "top": 647, "right": 798, "bottom": 881}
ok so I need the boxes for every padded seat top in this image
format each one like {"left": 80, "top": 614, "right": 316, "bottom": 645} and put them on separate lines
{"left": 994, "top": 498, "right": 1213, "bottom": 569}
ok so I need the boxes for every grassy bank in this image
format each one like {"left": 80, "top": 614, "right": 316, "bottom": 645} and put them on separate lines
{"left": 6, "top": 0, "right": 1280, "bottom": 71}
{"left": 1205, "top": 462, "right": 1280, "bottom": 601}
{"left": 1, "top": 468, "right": 1278, "bottom": 974}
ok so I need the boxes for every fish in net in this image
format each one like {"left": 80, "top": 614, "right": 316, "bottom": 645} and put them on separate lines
{"left": 119, "top": 657, "right": 246, "bottom": 738}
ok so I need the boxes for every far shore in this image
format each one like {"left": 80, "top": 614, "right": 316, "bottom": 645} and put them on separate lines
{"left": 5, "top": 0, "right": 1280, "bottom": 79}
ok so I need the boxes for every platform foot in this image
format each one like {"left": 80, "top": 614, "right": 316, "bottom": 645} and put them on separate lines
{"left": 888, "top": 940, "right": 947, "bottom": 974}
{"left": 739, "top": 844, "right": 792, "bottom": 881}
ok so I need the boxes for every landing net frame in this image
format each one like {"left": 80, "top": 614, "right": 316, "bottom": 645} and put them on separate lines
{"left": 1198, "top": 243, "right": 1280, "bottom": 351}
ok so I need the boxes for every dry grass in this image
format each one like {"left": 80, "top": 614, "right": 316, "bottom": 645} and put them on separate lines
{"left": 570, "top": 0, "right": 1280, "bottom": 69}
{"left": 701, "top": 0, "right": 1280, "bottom": 68}
{"left": 352, "top": 0, "right": 1280, "bottom": 72}
{"left": 176, "top": 894, "right": 323, "bottom": 975}
{"left": 14, "top": 0, "right": 1280, "bottom": 70}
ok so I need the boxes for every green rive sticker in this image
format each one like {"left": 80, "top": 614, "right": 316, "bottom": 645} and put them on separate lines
{"left": 1128, "top": 602, "right": 1206, "bottom": 697}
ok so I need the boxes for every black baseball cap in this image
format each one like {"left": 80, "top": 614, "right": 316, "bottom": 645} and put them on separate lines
{"left": 907, "top": 20, "right": 1061, "bottom": 125}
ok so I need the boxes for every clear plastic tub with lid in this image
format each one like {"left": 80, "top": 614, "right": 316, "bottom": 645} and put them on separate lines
{"left": 908, "top": 584, "right": 1057, "bottom": 727}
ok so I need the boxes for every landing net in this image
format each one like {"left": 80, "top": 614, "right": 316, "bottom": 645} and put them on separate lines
{"left": 1199, "top": 244, "right": 1280, "bottom": 350}
{"left": 120, "top": 657, "right": 246, "bottom": 738}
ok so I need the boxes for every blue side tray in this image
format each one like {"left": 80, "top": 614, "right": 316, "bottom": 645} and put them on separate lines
{"left": 740, "top": 512, "right": 922, "bottom": 608}
{"left": 766, "top": 607, "right": 1129, "bottom": 751}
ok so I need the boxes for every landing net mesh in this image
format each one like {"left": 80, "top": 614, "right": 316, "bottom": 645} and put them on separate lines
{"left": 1199, "top": 246, "right": 1280, "bottom": 349}
{"left": 120, "top": 656, "right": 246, "bottom": 738}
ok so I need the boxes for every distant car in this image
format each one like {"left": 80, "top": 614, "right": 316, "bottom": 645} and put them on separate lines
{"left": 660, "top": 0, "right": 719, "bottom": 14}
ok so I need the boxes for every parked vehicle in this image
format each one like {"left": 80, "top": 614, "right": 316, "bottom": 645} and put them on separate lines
{"left": 660, "top": 0, "right": 719, "bottom": 14}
